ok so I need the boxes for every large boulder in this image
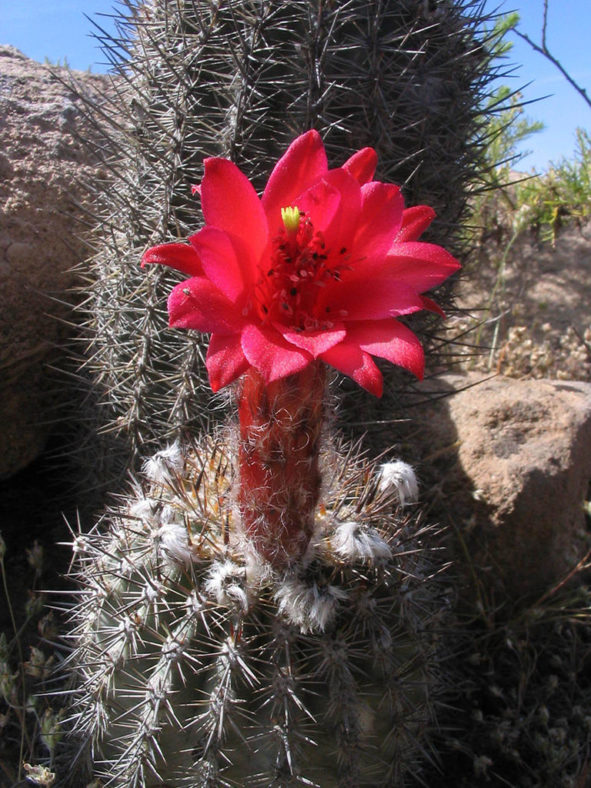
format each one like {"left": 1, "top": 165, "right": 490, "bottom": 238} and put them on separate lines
{"left": 0, "top": 46, "right": 106, "bottom": 477}
{"left": 415, "top": 374, "right": 591, "bottom": 602}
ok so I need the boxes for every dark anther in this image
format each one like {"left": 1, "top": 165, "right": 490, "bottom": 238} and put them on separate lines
{"left": 262, "top": 304, "right": 269, "bottom": 314}
{"left": 290, "top": 287, "right": 297, "bottom": 296}
{"left": 267, "top": 269, "right": 274, "bottom": 277}
{"left": 340, "top": 247, "right": 347, "bottom": 254}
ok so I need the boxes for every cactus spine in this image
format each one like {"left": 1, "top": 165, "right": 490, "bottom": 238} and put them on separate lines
{"left": 68, "top": 423, "right": 441, "bottom": 786}
{"left": 74, "top": 0, "right": 504, "bottom": 475}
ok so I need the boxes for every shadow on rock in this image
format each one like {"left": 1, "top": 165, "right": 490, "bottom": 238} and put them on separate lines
{"left": 400, "top": 373, "right": 591, "bottom": 612}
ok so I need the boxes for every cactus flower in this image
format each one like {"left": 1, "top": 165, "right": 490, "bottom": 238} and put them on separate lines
{"left": 142, "top": 129, "right": 460, "bottom": 397}
{"left": 143, "top": 130, "right": 460, "bottom": 564}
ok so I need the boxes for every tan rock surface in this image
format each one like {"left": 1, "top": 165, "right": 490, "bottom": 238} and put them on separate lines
{"left": 0, "top": 46, "right": 106, "bottom": 476}
{"left": 415, "top": 374, "right": 591, "bottom": 602}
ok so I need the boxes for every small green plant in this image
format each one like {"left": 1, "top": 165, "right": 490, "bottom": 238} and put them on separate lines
{"left": 475, "top": 86, "right": 544, "bottom": 215}
{"left": 467, "top": 6, "right": 591, "bottom": 247}
{"left": 43, "top": 55, "right": 71, "bottom": 69}
{"left": 515, "top": 128, "right": 591, "bottom": 245}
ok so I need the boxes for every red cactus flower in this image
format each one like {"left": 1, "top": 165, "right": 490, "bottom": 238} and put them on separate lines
{"left": 142, "top": 130, "right": 460, "bottom": 397}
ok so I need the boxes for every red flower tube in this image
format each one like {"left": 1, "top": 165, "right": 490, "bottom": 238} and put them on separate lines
{"left": 237, "top": 363, "right": 325, "bottom": 563}
{"left": 142, "top": 130, "right": 460, "bottom": 564}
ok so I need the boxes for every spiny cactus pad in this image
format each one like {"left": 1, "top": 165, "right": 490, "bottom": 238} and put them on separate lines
{"left": 67, "top": 436, "right": 443, "bottom": 786}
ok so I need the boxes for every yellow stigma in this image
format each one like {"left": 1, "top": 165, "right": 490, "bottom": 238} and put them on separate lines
{"left": 281, "top": 206, "right": 301, "bottom": 236}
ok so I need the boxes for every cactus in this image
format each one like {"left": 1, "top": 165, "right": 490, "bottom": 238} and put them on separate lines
{"left": 72, "top": 0, "right": 507, "bottom": 476}
{"left": 67, "top": 428, "right": 442, "bottom": 787}
{"left": 64, "top": 122, "right": 463, "bottom": 785}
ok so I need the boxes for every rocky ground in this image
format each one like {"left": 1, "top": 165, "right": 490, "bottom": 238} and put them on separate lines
{"left": 454, "top": 217, "right": 591, "bottom": 381}
{"left": 396, "top": 214, "right": 591, "bottom": 605}
{"left": 408, "top": 218, "right": 591, "bottom": 787}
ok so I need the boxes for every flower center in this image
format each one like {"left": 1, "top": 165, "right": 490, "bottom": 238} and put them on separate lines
{"left": 281, "top": 206, "right": 301, "bottom": 238}
{"left": 256, "top": 206, "right": 351, "bottom": 331}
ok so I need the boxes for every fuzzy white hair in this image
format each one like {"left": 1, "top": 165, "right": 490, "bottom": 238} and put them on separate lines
{"left": 377, "top": 460, "right": 419, "bottom": 507}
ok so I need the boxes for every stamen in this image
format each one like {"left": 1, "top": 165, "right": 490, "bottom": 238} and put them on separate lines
{"left": 255, "top": 209, "right": 348, "bottom": 329}
{"left": 281, "top": 206, "right": 301, "bottom": 237}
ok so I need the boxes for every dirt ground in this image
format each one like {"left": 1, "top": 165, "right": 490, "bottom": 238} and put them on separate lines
{"left": 452, "top": 218, "right": 591, "bottom": 380}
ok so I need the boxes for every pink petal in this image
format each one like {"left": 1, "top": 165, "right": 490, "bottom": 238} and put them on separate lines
{"left": 262, "top": 130, "right": 328, "bottom": 233}
{"left": 296, "top": 179, "right": 340, "bottom": 234}
{"left": 382, "top": 242, "right": 461, "bottom": 292}
{"left": 395, "top": 205, "right": 436, "bottom": 242}
{"left": 141, "top": 242, "right": 203, "bottom": 277}
{"left": 241, "top": 323, "right": 311, "bottom": 383}
{"left": 190, "top": 227, "right": 244, "bottom": 302}
{"left": 344, "top": 240, "right": 461, "bottom": 292}
{"left": 320, "top": 342, "right": 383, "bottom": 397}
{"left": 279, "top": 325, "right": 346, "bottom": 358}
{"left": 206, "top": 333, "right": 250, "bottom": 392}
{"left": 350, "top": 182, "right": 404, "bottom": 265}
{"left": 200, "top": 157, "right": 268, "bottom": 270}
{"left": 321, "top": 168, "right": 362, "bottom": 251}
{"left": 421, "top": 295, "right": 446, "bottom": 317}
{"left": 320, "top": 279, "right": 424, "bottom": 321}
{"left": 346, "top": 319, "right": 425, "bottom": 380}
{"left": 168, "top": 277, "right": 242, "bottom": 334}
{"left": 342, "top": 147, "right": 377, "bottom": 185}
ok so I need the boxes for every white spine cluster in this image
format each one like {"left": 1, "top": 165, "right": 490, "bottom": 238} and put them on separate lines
{"left": 331, "top": 520, "right": 392, "bottom": 563}
{"left": 143, "top": 442, "right": 185, "bottom": 484}
{"left": 275, "top": 575, "right": 348, "bottom": 633}
{"left": 203, "top": 560, "right": 250, "bottom": 612}
{"left": 158, "top": 520, "right": 194, "bottom": 567}
{"left": 378, "top": 460, "right": 419, "bottom": 507}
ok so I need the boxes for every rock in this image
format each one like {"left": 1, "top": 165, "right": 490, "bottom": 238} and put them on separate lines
{"left": 415, "top": 374, "right": 591, "bottom": 602}
{"left": 0, "top": 46, "right": 107, "bottom": 477}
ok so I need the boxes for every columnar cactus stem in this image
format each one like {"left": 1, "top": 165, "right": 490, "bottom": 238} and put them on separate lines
{"left": 237, "top": 363, "right": 326, "bottom": 564}
{"left": 65, "top": 130, "right": 460, "bottom": 786}
{"left": 68, "top": 435, "right": 436, "bottom": 787}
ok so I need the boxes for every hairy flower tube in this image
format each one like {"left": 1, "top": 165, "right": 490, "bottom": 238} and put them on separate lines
{"left": 142, "top": 129, "right": 460, "bottom": 397}
{"left": 142, "top": 131, "right": 460, "bottom": 565}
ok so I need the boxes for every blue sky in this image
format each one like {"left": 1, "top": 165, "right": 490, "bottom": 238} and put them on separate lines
{"left": 490, "top": 0, "right": 591, "bottom": 170}
{"left": 2, "top": 0, "right": 589, "bottom": 172}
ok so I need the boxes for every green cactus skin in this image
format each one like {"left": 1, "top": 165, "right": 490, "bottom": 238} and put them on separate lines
{"left": 71, "top": 0, "right": 508, "bottom": 474}
{"left": 66, "top": 434, "right": 443, "bottom": 787}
